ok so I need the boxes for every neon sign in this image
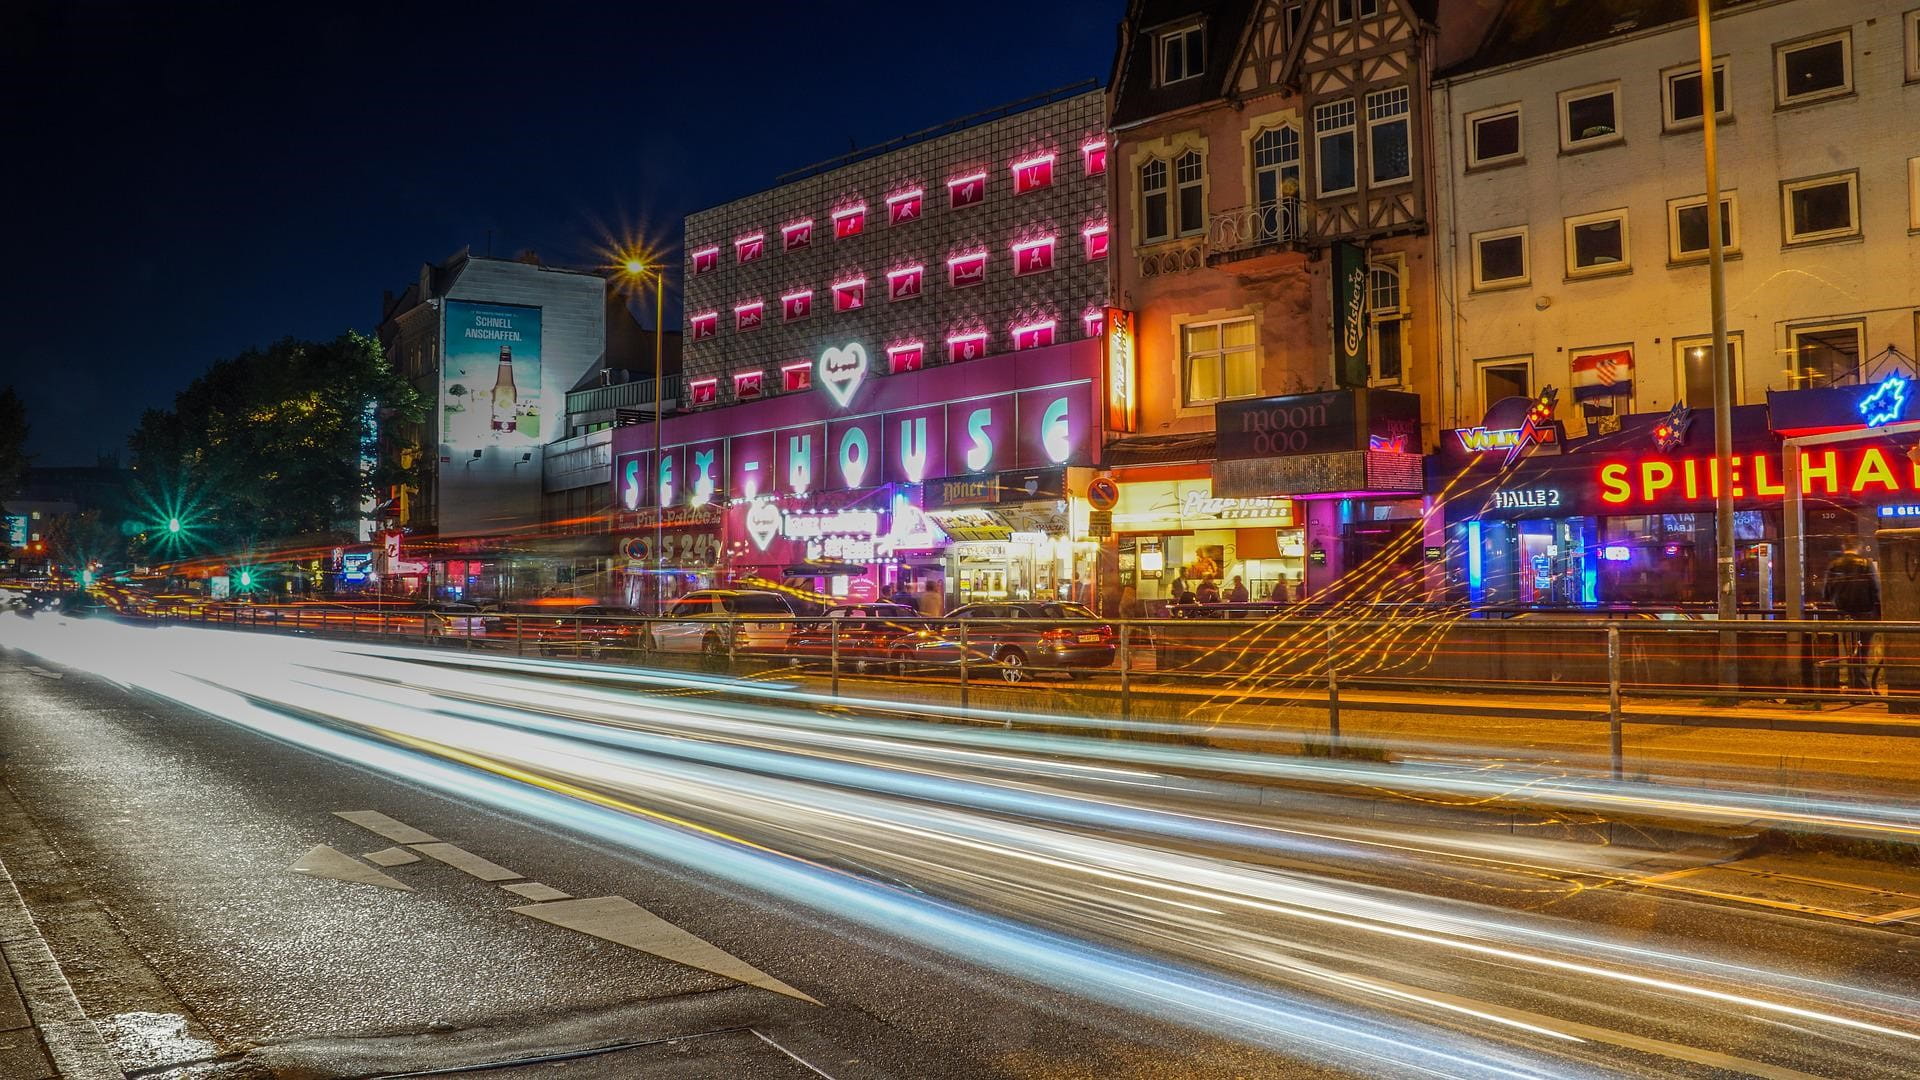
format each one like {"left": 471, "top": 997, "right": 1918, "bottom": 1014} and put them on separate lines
{"left": 947, "top": 171, "right": 986, "bottom": 208}
{"left": 781, "top": 220, "right": 813, "bottom": 250}
{"left": 1598, "top": 446, "right": 1920, "bottom": 505}
{"left": 886, "top": 188, "right": 922, "bottom": 225}
{"left": 1493, "top": 487, "right": 1562, "bottom": 510}
{"left": 832, "top": 205, "right": 865, "bottom": 239}
{"left": 1104, "top": 307, "right": 1136, "bottom": 433}
{"left": 1860, "top": 372, "right": 1910, "bottom": 427}
{"left": 817, "top": 343, "right": 869, "bottom": 408}
{"left": 1455, "top": 426, "right": 1553, "bottom": 453}
{"left": 1010, "top": 153, "right": 1054, "bottom": 194}
{"left": 690, "top": 246, "right": 719, "bottom": 275}
{"left": 887, "top": 265, "right": 923, "bottom": 301}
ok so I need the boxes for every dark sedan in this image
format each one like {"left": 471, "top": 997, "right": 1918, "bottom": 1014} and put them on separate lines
{"left": 786, "top": 603, "right": 927, "bottom": 671}
{"left": 902, "top": 601, "right": 1115, "bottom": 683}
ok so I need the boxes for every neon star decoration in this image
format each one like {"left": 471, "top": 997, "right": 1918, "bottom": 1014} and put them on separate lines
{"left": 1651, "top": 401, "right": 1693, "bottom": 453}
{"left": 1860, "top": 372, "right": 1910, "bottom": 428}
{"left": 1505, "top": 386, "right": 1558, "bottom": 466}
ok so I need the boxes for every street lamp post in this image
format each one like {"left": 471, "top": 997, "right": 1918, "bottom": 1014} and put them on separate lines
{"left": 1699, "top": 0, "right": 1737, "bottom": 684}
{"left": 623, "top": 256, "right": 668, "bottom": 614}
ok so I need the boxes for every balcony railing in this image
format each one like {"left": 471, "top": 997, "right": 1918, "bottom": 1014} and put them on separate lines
{"left": 565, "top": 375, "right": 682, "bottom": 417}
{"left": 1207, "top": 198, "right": 1306, "bottom": 257}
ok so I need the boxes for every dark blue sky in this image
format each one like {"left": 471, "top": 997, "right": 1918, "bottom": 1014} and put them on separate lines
{"left": 6, "top": 0, "right": 1117, "bottom": 464}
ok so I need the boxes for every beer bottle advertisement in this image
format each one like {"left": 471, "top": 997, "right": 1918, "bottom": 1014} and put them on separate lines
{"left": 441, "top": 300, "right": 543, "bottom": 449}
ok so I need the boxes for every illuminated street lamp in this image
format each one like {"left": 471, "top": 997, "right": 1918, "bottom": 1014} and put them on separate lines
{"left": 618, "top": 248, "right": 670, "bottom": 612}
{"left": 168, "top": 517, "right": 182, "bottom": 534}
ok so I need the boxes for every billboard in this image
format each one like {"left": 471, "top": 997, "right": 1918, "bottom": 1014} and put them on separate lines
{"left": 443, "top": 301, "right": 542, "bottom": 449}
{"left": 4, "top": 514, "right": 24, "bottom": 549}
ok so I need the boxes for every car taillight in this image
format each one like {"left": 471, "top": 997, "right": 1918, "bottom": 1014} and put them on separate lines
{"left": 1041, "top": 628, "right": 1073, "bottom": 641}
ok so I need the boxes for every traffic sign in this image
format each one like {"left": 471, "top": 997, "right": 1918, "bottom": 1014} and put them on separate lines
{"left": 1086, "top": 476, "right": 1120, "bottom": 511}
{"left": 1088, "top": 510, "right": 1113, "bottom": 538}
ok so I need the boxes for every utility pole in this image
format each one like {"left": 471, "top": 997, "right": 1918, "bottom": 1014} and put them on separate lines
{"left": 1699, "top": 0, "right": 1737, "bottom": 685}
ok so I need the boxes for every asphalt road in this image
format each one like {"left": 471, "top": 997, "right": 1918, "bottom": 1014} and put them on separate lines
{"left": 3, "top": 612, "right": 1920, "bottom": 1079}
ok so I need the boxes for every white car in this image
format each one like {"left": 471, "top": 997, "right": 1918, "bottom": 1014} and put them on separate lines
{"left": 648, "top": 589, "right": 796, "bottom": 666}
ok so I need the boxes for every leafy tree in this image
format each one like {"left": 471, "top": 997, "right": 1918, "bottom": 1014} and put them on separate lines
{"left": 128, "top": 333, "right": 424, "bottom": 555}
{"left": 43, "top": 510, "right": 123, "bottom": 577}
{"left": 0, "top": 386, "right": 26, "bottom": 558}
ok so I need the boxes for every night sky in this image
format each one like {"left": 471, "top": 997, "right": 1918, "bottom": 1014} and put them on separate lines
{"left": 6, "top": 0, "right": 1117, "bottom": 465}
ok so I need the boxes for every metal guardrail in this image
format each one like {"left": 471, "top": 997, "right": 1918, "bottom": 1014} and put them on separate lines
{"left": 564, "top": 376, "right": 683, "bottom": 416}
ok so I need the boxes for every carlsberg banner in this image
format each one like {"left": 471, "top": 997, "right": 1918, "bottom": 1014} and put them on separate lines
{"left": 1333, "top": 241, "right": 1368, "bottom": 389}
{"left": 442, "top": 301, "right": 543, "bottom": 449}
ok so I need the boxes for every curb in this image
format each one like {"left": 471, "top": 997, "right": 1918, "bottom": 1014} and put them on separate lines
{"left": 0, "top": 858, "right": 124, "bottom": 1080}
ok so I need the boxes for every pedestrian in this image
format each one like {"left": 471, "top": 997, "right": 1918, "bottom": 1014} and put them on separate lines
{"left": 1196, "top": 578, "right": 1220, "bottom": 604}
{"left": 889, "top": 582, "right": 915, "bottom": 609}
{"left": 915, "top": 580, "right": 944, "bottom": 619}
{"left": 1227, "top": 575, "right": 1249, "bottom": 604}
{"left": 1823, "top": 542, "right": 1881, "bottom": 688}
{"left": 1268, "top": 578, "right": 1290, "bottom": 604}
{"left": 1169, "top": 573, "right": 1188, "bottom": 601}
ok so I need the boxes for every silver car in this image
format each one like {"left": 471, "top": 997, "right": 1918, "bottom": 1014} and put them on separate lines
{"left": 647, "top": 589, "right": 796, "bottom": 668}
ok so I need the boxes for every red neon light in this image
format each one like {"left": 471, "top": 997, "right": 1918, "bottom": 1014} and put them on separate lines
{"left": 734, "top": 301, "right": 763, "bottom": 331}
{"left": 832, "top": 205, "right": 866, "bottom": 239}
{"left": 1597, "top": 447, "right": 1918, "bottom": 506}
{"left": 1011, "top": 321, "right": 1055, "bottom": 350}
{"left": 781, "top": 220, "right": 813, "bottom": 251}
{"left": 1010, "top": 153, "right": 1055, "bottom": 195}
{"left": 832, "top": 278, "right": 866, "bottom": 312}
{"left": 1011, "top": 237, "right": 1056, "bottom": 276}
{"left": 948, "top": 251, "right": 987, "bottom": 288}
{"left": 733, "top": 371, "right": 764, "bottom": 399}
{"left": 886, "top": 265, "right": 923, "bottom": 301}
{"left": 781, "top": 362, "right": 812, "bottom": 392}
{"left": 689, "top": 312, "right": 718, "bottom": 341}
{"left": 781, "top": 290, "right": 812, "bottom": 321}
{"left": 947, "top": 172, "right": 986, "bottom": 209}
{"left": 946, "top": 331, "right": 988, "bottom": 363}
{"left": 689, "top": 378, "right": 719, "bottom": 405}
{"left": 886, "top": 189, "right": 922, "bottom": 225}
{"left": 887, "top": 343, "right": 924, "bottom": 373}
{"left": 1082, "top": 138, "right": 1108, "bottom": 176}
{"left": 734, "top": 234, "right": 764, "bottom": 263}
{"left": 1083, "top": 223, "right": 1109, "bottom": 261}
{"left": 690, "top": 246, "right": 719, "bottom": 275}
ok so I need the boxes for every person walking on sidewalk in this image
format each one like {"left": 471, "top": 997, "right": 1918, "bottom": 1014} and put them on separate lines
{"left": 1824, "top": 543, "right": 1882, "bottom": 690}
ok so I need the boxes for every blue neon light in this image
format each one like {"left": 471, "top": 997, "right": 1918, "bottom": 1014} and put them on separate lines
{"left": 1878, "top": 504, "right": 1920, "bottom": 519}
{"left": 1466, "top": 520, "right": 1483, "bottom": 603}
{"left": 1600, "top": 545, "right": 1631, "bottom": 562}
{"left": 1859, "top": 372, "right": 1910, "bottom": 428}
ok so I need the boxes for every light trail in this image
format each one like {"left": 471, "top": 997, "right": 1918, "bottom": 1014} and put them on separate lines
{"left": 7, "top": 614, "right": 1919, "bottom": 1079}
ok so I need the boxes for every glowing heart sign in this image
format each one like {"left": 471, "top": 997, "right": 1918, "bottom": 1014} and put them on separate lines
{"left": 817, "top": 343, "right": 869, "bottom": 408}
{"left": 745, "top": 499, "right": 781, "bottom": 551}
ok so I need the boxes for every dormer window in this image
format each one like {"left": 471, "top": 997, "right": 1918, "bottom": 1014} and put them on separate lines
{"left": 1158, "top": 23, "right": 1204, "bottom": 86}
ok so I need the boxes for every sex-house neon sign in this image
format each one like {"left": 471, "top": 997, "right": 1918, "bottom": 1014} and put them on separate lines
{"left": 1598, "top": 447, "right": 1920, "bottom": 506}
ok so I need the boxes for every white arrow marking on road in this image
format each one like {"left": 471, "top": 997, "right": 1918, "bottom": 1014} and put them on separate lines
{"left": 364, "top": 847, "right": 421, "bottom": 866}
{"left": 512, "top": 896, "right": 818, "bottom": 1005}
{"left": 411, "top": 842, "right": 521, "bottom": 882}
{"left": 291, "top": 845, "right": 413, "bottom": 891}
{"left": 332, "top": 810, "right": 437, "bottom": 844}
{"left": 502, "top": 882, "right": 571, "bottom": 902}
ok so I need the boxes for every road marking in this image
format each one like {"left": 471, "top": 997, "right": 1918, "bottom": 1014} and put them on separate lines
{"left": 512, "top": 895, "right": 818, "bottom": 1005}
{"left": 332, "top": 810, "right": 437, "bottom": 844}
{"left": 411, "top": 842, "right": 520, "bottom": 882}
{"left": 23, "top": 666, "right": 63, "bottom": 680}
{"left": 291, "top": 845, "right": 412, "bottom": 891}
{"left": 502, "top": 882, "right": 571, "bottom": 902}
{"left": 363, "top": 847, "right": 420, "bottom": 867}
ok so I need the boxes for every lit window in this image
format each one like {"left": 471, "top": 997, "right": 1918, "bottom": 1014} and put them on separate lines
{"left": 1470, "top": 227, "right": 1528, "bottom": 290}
{"left": 690, "top": 246, "right": 719, "bottom": 275}
{"left": 1083, "top": 309, "right": 1106, "bottom": 338}
{"left": 689, "top": 377, "right": 719, "bottom": 406}
{"left": 1666, "top": 194, "right": 1738, "bottom": 261}
{"left": 1012, "top": 237, "right": 1056, "bottom": 276}
{"left": 1366, "top": 86, "right": 1411, "bottom": 185}
{"left": 1558, "top": 83, "right": 1621, "bottom": 150}
{"left": 689, "top": 312, "right": 718, "bottom": 340}
{"left": 1175, "top": 150, "right": 1205, "bottom": 235}
{"left": 1477, "top": 359, "right": 1530, "bottom": 415}
{"left": 1908, "top": 10, "right": 1920, "bottom": 83}
{"left": 1775, "top": 31, "right": 1852, "bottom": 106}
{"left": 734, "top": 234, "right": 764, "bottom": 263}
{"left": 1662, "top": 61, "right": 1730, "bottom": 129}
{"left": 1910, "top": 158, "right": 1920, "bottom": 231}
{"left": 886, "top": 188, "right": 923, "bottom": 225}
{"left": 1565, "top": 209, "right": 1630, "bottom": 277}
{"left": 782, "top": 362, "right": 812, "bottom": 392}
{"left": 1082, "top": 138, "right": 1107, "bottom": 176}
{"left": 1011, "top": 153, "right": 1055, "bottom": 194}
{"left": 832, "top": 278, "right": 866, "bottom": 312}
{"left": 1782, "top": 172, "right": 1859, "bottom": 244}
{"left": 781, "top": 290, "right": 813, "bottom": 322}
{"left": 832, "top": 205, "right": 866, "bottom": 239}
{"left": 1314, "top": 99, "right": 1356, "bottom": 196}
{"left": 1368, "top": 258, "right": 1407, "bottom": 386}
{"left": 1181, "top": 317, "right": 1257, "bottom": 406}
{"left": 781, "top": 220, "right": 813, "bottom": 251}
{"left": 948, "top": 171, "right": 986, "bottom": 209}
{"left": 734, "top": 301, "right": 764, "bottom": 332}
{"left": 1251, "top": 126, "right": 1301, "bottom": 241}
{"left": 947, "top": 331, "right": 988, "bottom": 364}
{"left": 1787, "top": 322, "right": 1863, "bottom": 388}
{"left": 886, "top": 265, "right": 923, "bottom": 301}
{"left": 887, "top": 343, "right": 925, "bottom": 373}
{"left": 1083, "top": 223, "right": 1109, "bottom": 261}
{"left": 1158, "top": 23, "right": 1204, "bottom": 86}
{"left": 1140, "top": 158, "right": 1170, "bottom": 243}
{"left": 1673, "top": 334, "right": 1744, "bottom": 408}
{"left": 734, "top": 371, "right": 764, "bottom": 400}
{"left": 1012, "top": 321, "right": 1056, "bottom": 351}
{"left": 1466, "top": 105, "right": 1522, "bottom": 168}
{"left": 948, "top": 251, "right": 988, "bottom": 288}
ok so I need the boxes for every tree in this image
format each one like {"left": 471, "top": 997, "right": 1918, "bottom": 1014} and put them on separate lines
{"left": 128, "top": 333, "right": 424, "bottom": 555}
{"left": 0, "top": 386, "right": 27, "bottom": 558}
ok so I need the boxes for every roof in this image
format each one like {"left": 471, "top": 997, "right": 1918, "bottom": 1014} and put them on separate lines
{"left": 1104, "top": 431, "right": 1218, "bottom": 466}
{"left": 1443, "top": 0, "right": 1747, "bottom": 77}
{"left": 1110, "top": 0, "right": 1261, "bottom": 129}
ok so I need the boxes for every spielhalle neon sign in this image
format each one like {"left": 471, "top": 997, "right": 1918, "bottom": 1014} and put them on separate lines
{"left": 1599, "top": 446, "right": 1920, "bottom": 505}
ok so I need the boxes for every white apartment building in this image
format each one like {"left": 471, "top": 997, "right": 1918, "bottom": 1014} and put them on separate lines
{"left": 1432, "top": 0, "right": 1920, "bottom": 431}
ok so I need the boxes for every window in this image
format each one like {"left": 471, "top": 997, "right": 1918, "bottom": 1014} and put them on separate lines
{"left": 734, "top": 371, "right": 763, "bottom": 400}
{"left": 782, "top": 362, "right": 812, "bottom": 393}
{"left": 1359, "top": 0, "right": 1379, "bottom": 16}
{"left": 1368, "top": 257, "right": 1408, "bottom": 386}
{"left": 886, "top": 265, "right": 923, "bottom": 301}
{"left": 734, "top": 234, "right": 764, "bottom": 263}
{"left": 832, "top": 205, "right": 865, "bottom": 239}
{"left": 781, "top": 289, "right": 812, "bottom": 321}
{"left": 1011, "top": 153, "right": 1054, "bottom": 194}
{"left": 1559, "top": 83, "right": 1621, "bottom": 150}
{"left": 1180, "top": 317, "right": 1258, "bottom": 406}
{"left": 1672, "top": 334, "right": 1744, "bottom": 407}
{"left": 689, "top": 312, "right": 718, "bottom": 341}
{"left": 1082, "top": 138, "right": 1108, "bottom": 176}
{"left": 1565, "top": 209, "right": 1630, "bottom": 277}
{"left": 1662, "top": 61, "right": 1730, "bottom": 128}
{"left": 781, "top": 220, "right": 812, "bottom": 251}
{"left": 886, "top": 189, "right": 922, "bottom": 226}
{"left": 1366, "top": 87, "right": 1411, "bottom": 185}
{"left": 948, "top": 251, "right": 987, "bottom": 288}
{"left": 734, "top": 301, "right": 764, "bottom": 331}
{"left": 1285, "top": 3, "right": 1304, "bottom": 40}
{"left": 1012, "top": 237, "right": 1056, "bottom": 275}
{"left": 1787, "top": 322, "right": 1864, "bottom": 388}
{"left": 1159, "top": 23, "right": 1204, "bottom": 85}
{"left": 688, "top": 377, "right": 718, "bottom": 406}
{"left": 887, "top": 343, "right": 924, "bottom": 373}
{"left": 1333, "top": 0, "right": 1353, "bottom": 23}
{"left": 1140, "top": 159, "right": 1170, "bottom": 242}
{"left": 1908, "top": 9, "right": 1920, "bottom": 82}
{"left": 1666, "top": 194, "right": 1739, "bottom": 261}
{"left": 1909, "top": 158, "right": 1920, "bottom": 231}
{"left": 832, "top": 278, "right": 866, "bottom": 312}
{"left": 1083, "top": 222, "right": 1110, "bottom": 261}
{"left": 1478, "top": 358, "right": 1530, "bottom": 414}
{"left": 1315, "top": 99, "right": 1357, "bottom": 196}
{"left": 948, "top": 172, "right": 986, "bottom": 209}
{"left": 1175, "top": 150, "right": 1205, "bottom": 234}
{"left": 1775, "top": 31, "right": 1851, "bottom": 106}
{"left": 1012, "top": 321, "right": 1056, "bottom": 351}
{"left": 1466, "top": 105, "right": 1521, "bottom": 168}
{"left": 1781, "top": 172, "right": 1859, "bottom": 244}
{"left": 1252, "top": 126, "right": 1302, "bottom": 241}
{"left": 1570, "top": 345, "right": 1634, "bottom": 418}
{"left": 947, "top": 332, "right": 988, "bottom": 364}
{"left": 1470, "top": 226, "right": 1529, "bottom": 289}
{"left": 690, "top": 246, "right": 719, "bottom": 275}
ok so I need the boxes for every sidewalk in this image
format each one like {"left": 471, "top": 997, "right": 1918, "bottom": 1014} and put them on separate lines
{"left": 0, "top": 857, "right": 122, "bottom": 1080}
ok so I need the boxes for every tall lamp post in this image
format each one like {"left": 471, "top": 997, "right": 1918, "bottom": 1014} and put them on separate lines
{"left": 622, "top": 256, "right": 668, "bottom": 613}
{"left": 1698, "top": 0, "right": 1737, "bottom": 686}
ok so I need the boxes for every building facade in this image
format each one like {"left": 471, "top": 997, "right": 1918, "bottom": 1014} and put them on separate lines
{"left": 1105, "top": 0, "right": 1461, "bottom": 602}
{"left": 1429, "top": 0, "right": 1920, "bottom": 609}
{"left": 611, "top": 86, "right": 1114, "bottom": 612}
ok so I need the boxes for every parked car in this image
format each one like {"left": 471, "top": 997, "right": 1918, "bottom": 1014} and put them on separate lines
{"left": 530, "top": 604, "right": 646, "bottom": 657}
{"left": 901, "top": 601, "right": 1115, "bottom": 683}
{"left": 785, "top": 603, "right": 925, "bottom": 670}
{"left": 647, "top": 589, "right": 796, "bottom": 667}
